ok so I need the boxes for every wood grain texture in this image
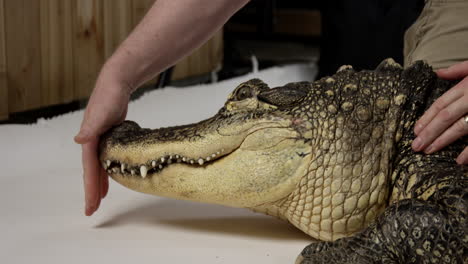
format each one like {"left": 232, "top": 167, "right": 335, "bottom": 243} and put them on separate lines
{"left": 1, "top": 0, "right": 223, "bottom": 117}
{"left": 131, "top": 0, "right": 159, "bottom": 84}
{"left": 173, "top": 29, "right": 224, "bottom": 80}
{"left": 103, "top": 0, "right": 134, "bottom": 59}
{"left": 132, "top": 0, "right": 154, "bottom": 27}
{"left": 4, "top": 0, "right": 42, "bottom": 113}
{"left": 40, "top": 0, "right": 76, "bottom": 106}
{"left": 0, "top": 0, "right": 7, "bottom": 120}
{"left": 74, "top": 0, "right": 105, "bottom": 99}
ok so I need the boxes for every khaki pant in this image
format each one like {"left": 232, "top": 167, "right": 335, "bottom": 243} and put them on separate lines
{"left": 404, "top": 0, "right": 468, "bottom": 69}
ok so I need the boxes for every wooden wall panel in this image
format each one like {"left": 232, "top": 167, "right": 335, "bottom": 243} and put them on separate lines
{"left": 173, "top": 30, "right": 224, "bottom": 80}
{"left": 103, "top": 0, "right": 134, "bottom": 59}
{"left": 40, "top": 0, "right": 76, "bottom": 106}
{"left": 4, "top": 0, "right": 42, "bottom": 113}
{"left": 132, "top": 0, "right": 154, "bottom": 27}
{"left": 0, "top": 0, "right": 223, "bottom": 118}
{"left": 74, "top": 0, "right": 105, "bottom": 99}
{"left": 0, "top": 0, "right": 7, "bottom": 120}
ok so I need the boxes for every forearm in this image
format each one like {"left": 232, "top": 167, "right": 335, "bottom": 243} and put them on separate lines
{"left": 102, "top": 0, "right": 250, "bottom": 92}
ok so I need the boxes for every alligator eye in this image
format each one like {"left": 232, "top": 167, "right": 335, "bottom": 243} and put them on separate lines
{"left": 235, "top": 86, "right": 253, "bottom": 101}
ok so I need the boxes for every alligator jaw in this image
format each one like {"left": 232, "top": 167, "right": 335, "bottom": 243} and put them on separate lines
{"left": 106, "top": 141, "right": 311, "bottom": 208}
{"left": 99, "top": 115, "right": 311, "bottom": 208}
{"left": 102, "top": 147, "right": 229, "bottom": 178}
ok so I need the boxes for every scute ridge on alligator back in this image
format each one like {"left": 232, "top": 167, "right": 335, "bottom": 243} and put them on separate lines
{"left": 99, "top": 58, "right": 467, "bottom": 263}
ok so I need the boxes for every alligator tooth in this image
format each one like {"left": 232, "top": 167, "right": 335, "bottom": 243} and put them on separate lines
{"left": 121, "top": 163, "right": 126, "bottom": 173}
{"left": 107, "top": 169, "right": 112, "bottom": 174}
{"left": 140, "top": 165, "right": 148, "bottom": 178}
{"left": 211, "top": 154, "right": 216, "bottom": 158}
{"left": 206, "top": 156, "right": 211, "bottom": 161}
{"left": 182, "top": 157, "right": 187, "bottom": 162}
{"left": 160, "top": 157, "right": 165, "bottom": 163}
{"left": 190, "top": 160, "right": 194, "bottom": 164}
{"left": 131, "top": 169, "right": 136, "bottom": 176}
{"left": 169, "top": 155, "right": 173, "bottom": 160}
{"left": 104, "top": 160, "right": 111, "bottom": 169}
{"left": 112, "top": 168, "right": 119, "bottom": 174}
{"left": 216, "top": 151, "right": 220, "bottom": 155}
{"left": 102, "top": 162, "right": 108, "bottom": 169}
{"left": 151, "top": 161, "right": 157, "bottom": 167}
{"left": 158, "top": 164, "right": 163, "bottom": 169}
{"left": 175, "top": 155, "right": 180, "bottom": 159}
{"left": 198, "top": 158, "right": 204, "bottom": 165}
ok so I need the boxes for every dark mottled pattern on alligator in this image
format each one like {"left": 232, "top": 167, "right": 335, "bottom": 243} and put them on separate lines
{"left": 297, "top": 61, "right": 468, "bottom": 263}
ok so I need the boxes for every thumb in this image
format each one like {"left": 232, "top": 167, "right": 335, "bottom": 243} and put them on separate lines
{"left": 74, "top": 112, "right": 111, "bottom": 145}
{"left": 74, "top": 129, "right": 91, "bottom": 144}
{"left": 74, "top": 103, "right": 128, "bottom": 144}
{"left": 437, "top": 61, "right": 468, "bottom": 80}
{"left": 74, "top": 122, "right": 103, "bottom": 144}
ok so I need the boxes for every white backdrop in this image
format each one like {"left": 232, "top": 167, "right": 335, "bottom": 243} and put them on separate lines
{"left": 0, "top": 64, "right": 317, "bottom": 264}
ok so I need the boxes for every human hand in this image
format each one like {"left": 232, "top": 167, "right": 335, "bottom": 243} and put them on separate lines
{"left": 74, "top": 74, "right": 131, "bottom": 216}
{"left": 412, "top": 61, "right": 468, "bottom": 164}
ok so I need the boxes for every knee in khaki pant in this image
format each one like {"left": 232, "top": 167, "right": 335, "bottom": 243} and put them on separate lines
{"left": 404, "top": 0, "right": 468, "bottom": 69}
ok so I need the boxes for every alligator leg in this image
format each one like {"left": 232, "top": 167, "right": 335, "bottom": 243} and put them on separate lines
{"left": 296, "top": 193, "right": 467, "bottom": 264}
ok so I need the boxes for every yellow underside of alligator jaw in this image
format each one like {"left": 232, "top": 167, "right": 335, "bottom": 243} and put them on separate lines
{"left": 110, "top": 125, "right": 312, "bottom": 209}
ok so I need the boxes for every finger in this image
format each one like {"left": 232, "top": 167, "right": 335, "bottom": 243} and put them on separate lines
{"left": 95, "top": 166, "right": 102, "bottom": 212}
{"left": 75, "top": 87, "right": 129, "bottom": 145}
{"left": 422, "top": 115, "right": 468, "bottom": 154}
{"left": 101, "top": 169, "right": 109, "bottom": 199}
{"left": 456, "top": 146, "right": 468, "bottom": 165}
{"left": 74, "top": 104, "right": 128, "bottom": 144}
{"left": 82, "top": 139, "right": 102, "bottom": 216}
{"left": 414, "top": 80, "right": 466, "bottom": 135}
{"left": 75, "top": 130, "right": 92, "bottom": 144}
{"left": 437, "top": 61, "right": 468, "bottom": 80}
{"left": 75, "top": 115, "right": 110, "bottom": 145}
{"left": 413, "top": 96, "right": 468, "bottom": 151}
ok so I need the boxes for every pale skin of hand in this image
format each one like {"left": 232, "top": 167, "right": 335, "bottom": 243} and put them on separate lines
{"left": 74, "top": 77, "right": 130, "bottom": 215}
{"left": 74, "top": 0, "right": 250, "bottom": 216}
{"left": 412, "top": 60, "right": 468, "bottom": 164}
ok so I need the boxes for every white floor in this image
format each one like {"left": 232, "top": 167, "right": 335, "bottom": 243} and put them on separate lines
{"left": 0, "top": 64, "right": 317, "bottom": 264}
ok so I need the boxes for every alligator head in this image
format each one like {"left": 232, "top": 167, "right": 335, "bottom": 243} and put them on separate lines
{"left": 100, "top": 59, "right": 437, "bottom": 241}
{"left": 99, "top": 78, "right": 313, "bottom": 208}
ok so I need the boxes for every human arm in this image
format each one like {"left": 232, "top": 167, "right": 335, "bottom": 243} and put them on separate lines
{"left": 412, "top": 61, "right": 468, "bottom": 164}
{"left": 74, "top": 0, "right": 251, "bottom": 216}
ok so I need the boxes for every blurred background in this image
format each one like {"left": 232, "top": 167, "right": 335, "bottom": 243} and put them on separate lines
{"left": 0, "top": 0, "right": 423, "bottom": 124}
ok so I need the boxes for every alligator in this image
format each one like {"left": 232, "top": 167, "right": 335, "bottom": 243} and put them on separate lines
{"left": 99, "top": 59, "right": 467, "bottom": 263}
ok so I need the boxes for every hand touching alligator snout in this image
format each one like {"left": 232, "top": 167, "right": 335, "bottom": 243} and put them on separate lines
{"left": 74, "top": 77, "right": 130, "bottom": 216}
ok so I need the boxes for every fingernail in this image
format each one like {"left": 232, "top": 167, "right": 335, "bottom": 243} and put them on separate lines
{"left": 436, "top": 69, "right": 448, "bottom": 75}
{"left": 414, "top": 124, "right": 423, "bottom": 135}
{"left": 412, "top": 137, "right": 423, "bottom": 151}
{"left": 424, "top": 144, "right": 434, "bottom": 154}
{"left": 74, "top": 130, "right": 89, "bottom": 144}
{"left": 85, "top": 205, "right": 95, "bottom": 216}
{"left": 456, "top": 155, "right": 465, "bottom": 164}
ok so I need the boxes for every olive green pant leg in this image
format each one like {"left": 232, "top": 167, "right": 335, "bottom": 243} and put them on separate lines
{"left": 404, "top": 0, "right": 468, "bottom": 70}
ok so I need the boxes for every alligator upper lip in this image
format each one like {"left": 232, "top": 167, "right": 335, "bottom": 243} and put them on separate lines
{"left": 102, "top": 148, "right": 227, "bottom": 178}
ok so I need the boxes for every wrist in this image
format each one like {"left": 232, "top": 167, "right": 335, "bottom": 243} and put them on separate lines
{"left": 98, "top": 60, "right": 136, "bottom": 96}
